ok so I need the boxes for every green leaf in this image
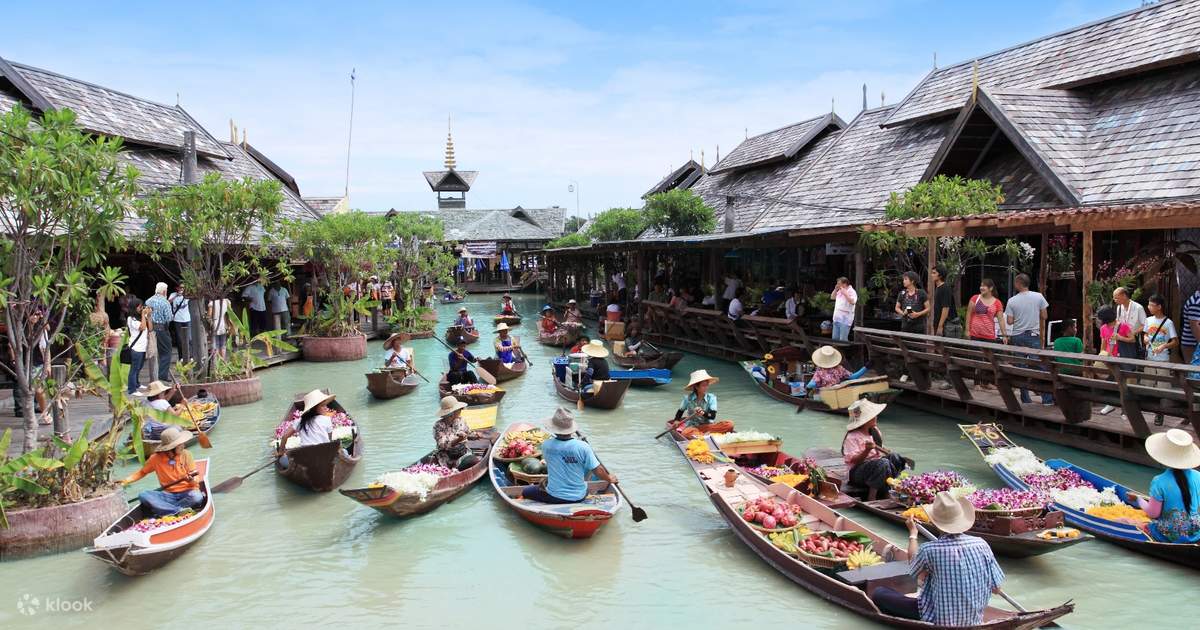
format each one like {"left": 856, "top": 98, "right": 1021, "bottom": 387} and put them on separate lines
{"left": 0, "top": 428, "right": 11, "bottom": 456}
{"left": 62, "top": 419, "right": 93, "bottom": 469}
{"left": 12, "top": 477, "right": 50, "bottom": 495}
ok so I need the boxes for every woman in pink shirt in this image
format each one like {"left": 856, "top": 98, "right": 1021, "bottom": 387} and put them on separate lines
{"left": 967, "top": 279, "right": 1007, "bottom": 389}
{"left": 841, "top": 399, "right": 912, "bottom": 500}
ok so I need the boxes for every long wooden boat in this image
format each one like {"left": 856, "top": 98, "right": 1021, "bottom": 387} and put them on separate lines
{"left": 609, "top": 368, "right": 671, "bottom": 387}
{"left": 670, "top": 435, "right": 1073, "bottom": 629}
{"left": 493, "top": 314, "right": 522, "bottom": 326}
{"left": 365, "top": 368, "right": 420, "bottom": 399}
{"left": 962, "top": 422, "right": 1200, "bottom": 569}
{"left": 538, "top": 324, "right": 582, "bottom": 347}
{"left": 740, "top": 360, "right": 897, "bottom": 413}
{"left": 552, "top": 371, "right": 630, "bottom": 409}
{"left": 141, "top": 392, "right": 221, "bottom": 450}
{"left": 439, "top": 374, "right": 506, "bottom": 405}
{"left": 444, "top": 325, "right": 480, "bottom": 345}
{"left": 721, "top": 442, "right": 855, "bottom": 509}
{"left": 85, "top": 458, "right": 215, "bottom": 575}
{"left": 478, "top": 357, "right": 528, "bottom": 383}
{"left": 341, "top": 431, "right": 499, "bottom": 517}
{"left": 489, "top": 422, "right": 621, "bottom": 539}
{"left": 611, "top": 350, "right": 683, "bottom": 370}
{"left": 274, "top": 393, "right": 363, "bottom": 492}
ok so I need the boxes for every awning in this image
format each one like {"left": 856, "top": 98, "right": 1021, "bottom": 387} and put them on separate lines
{"left": 461, "top": 241, "right": 497, "bottom": 258}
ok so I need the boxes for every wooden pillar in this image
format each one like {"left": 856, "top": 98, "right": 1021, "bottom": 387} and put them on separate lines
{"left": 1038, "top": 231, "right": 1050, "bottom": 294}
{"left": 927, "top": 236, "right": 936, "bottom": 335}
{"left": 1082, "top": 229, "right": 1095, "bottom": 353}
{"left": 853, "top": 246, "right": 865, "bottom": 325}
{"left": 50, "top": 364, "right": 68, "bottom": 438}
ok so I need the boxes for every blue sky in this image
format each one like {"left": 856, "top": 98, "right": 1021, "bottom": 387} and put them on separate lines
{"left": 3, "top": 0, "right": 1137, "bottom": 216}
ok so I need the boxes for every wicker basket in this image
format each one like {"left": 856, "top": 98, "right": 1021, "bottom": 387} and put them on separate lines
{"left": 794, "top": 547, "right": 849, "bottom": 570}
{"left": 508, "top": 462, "right": 547, "bottom": 485}
{"left": 737, "top": 506, "right": 801, "bottom": 533}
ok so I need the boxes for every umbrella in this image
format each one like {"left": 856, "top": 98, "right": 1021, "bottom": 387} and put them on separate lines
{"left": 475, "top": 259, "right": 484, "bottom": 272}
{"left": 457, "top": 258, "right": 465, "bottom": 273}
{"left": 499, "top": 251, "right": 511, "bottom": 272}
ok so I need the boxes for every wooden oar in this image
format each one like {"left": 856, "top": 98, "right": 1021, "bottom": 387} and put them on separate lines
{"left": 578, "top": 433, "right": 647, "bottom": 522}
{"left": 211, "top": 458, "right": 277, "bottom": 494}
{"left": 654, "top": 408, "right": 703, "bottom": 440}
{"left": 435, "top": 335, "right": 496, "bottom": 385}
{"left": 167, "top": 374, "right": 212, "bottom": 449}
{"left": 408, "top": 363, "right": 431, "bottom": 384}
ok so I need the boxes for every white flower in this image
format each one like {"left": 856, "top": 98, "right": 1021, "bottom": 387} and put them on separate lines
{"left": 1019, "top": 242, "right": 1036, "bottom": 260}
{"left": 374, "top": 471, "right": 441, "bottom": 499}
{"left": 331, "top": 426, "right": 354, "bottom": 441}
{"left": 712, "top": 430, "right": 778, "bottom": 444}
{"left": 984, "top": 447, "right": 1052, "bottom": 477}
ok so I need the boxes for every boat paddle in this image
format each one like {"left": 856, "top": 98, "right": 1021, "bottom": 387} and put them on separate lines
{"left": 577, "top": 433, "right": 647, "bottom": 522}
{"left": 210, "top": 457, "right": 278, "bottom": 494}
{"left": 434, "top": 335, "right": 496, "bottom": 385}
{"left": 166, "top": 372, "right": 212, "bottom": 449}
{"left": 654, "top": 409, "right": 703, "bottom": 440}
{"left": 407, "top": 362, "right": 431, "bottom": 384}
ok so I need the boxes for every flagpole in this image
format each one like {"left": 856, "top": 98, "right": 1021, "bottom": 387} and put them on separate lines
{"left": 344, "top": 68, "right": 356, "bottom": 202}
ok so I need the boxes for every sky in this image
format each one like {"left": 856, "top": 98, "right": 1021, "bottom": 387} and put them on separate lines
{"left": 2, "top": 0, "right": 1140, "bottom": 216}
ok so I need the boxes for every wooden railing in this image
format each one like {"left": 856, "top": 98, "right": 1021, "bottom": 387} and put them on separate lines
{"left": 856, "top": 327, "right": 1199, "bottom": 437}
{"left": 641, "top": 301, "right": 861, "bottom": 361}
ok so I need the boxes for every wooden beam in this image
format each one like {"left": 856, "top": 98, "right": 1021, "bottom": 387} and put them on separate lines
{"left": 1081, "top": 229, "right": 1094, "bottom": 353}
{"left": 853, "top": 246, "right": 865, "bottom": 326}
{"left": 965, "top": 127, "right": 1002, "bottom": 179}
{"left": 927, "top": 236, "right": 936, "bottom": 335}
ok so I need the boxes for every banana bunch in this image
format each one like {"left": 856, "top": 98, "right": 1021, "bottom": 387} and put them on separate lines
{"left": 846, "top": 549, "right": 883, "bottom": 570}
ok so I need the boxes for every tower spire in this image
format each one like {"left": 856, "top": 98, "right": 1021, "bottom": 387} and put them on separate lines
{"left": 444, "top": 113, "right": 457, "bottom": 170}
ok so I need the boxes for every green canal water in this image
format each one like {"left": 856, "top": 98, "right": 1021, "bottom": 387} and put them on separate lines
{"left": 2, "top": 295, "right": 1195, "bottom": 628}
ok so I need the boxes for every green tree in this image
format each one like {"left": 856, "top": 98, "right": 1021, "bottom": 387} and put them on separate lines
{"left": 585, "top": 207, "right": 645, "bottom": 242}
{"left": 563, "top": 215, "right": 587, "bottom": 234}
{"left": 136, "top": 174, "right": 288, "bottom": 377}
{"left": 0, "top": 106, "right": 138, "bottom": 453}
{"left": 884, "top": 175, "right": 1004, "bottom": 220}
{"left": 290, "top": 211, "right": 392, "bottom": 336}
{"left": 643, "top": 189, "right": 716, "bottom": 237}
{"left": 382, "top": 212, "right": 457, "bottom": 332}
{"left": 545, "top": 233, "right": 590, "bottom": 249}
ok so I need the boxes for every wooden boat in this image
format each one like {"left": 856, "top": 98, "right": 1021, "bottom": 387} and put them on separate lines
{"left": 552, "top": 370, "right": 630, "bottom": 409}
{"left": 444, "top": 325, "right": 480, "bottom": 345}
{"left": 489, "top": 422, "right": 621, "bottom": 538}
{"left": 669, "top": 435, "right": 1073, "bottom": 629}
{"left": 365, "top": 368, "right": 420, "bottom": 399}
{"left": 537, "top": 323, "right": 582, "bottom": 347}
{"left": 610, "top": 350, "right": 683, "bottom": 370}
{"left": 609, "top": 368, "right": 671, "bottom": 387}
{"left": 962, "top": 422, "right": 1200, "bottom": 569}
{"left": 141, "top": 392, "right": 221, "bottom": 450}
{"left": 341, "top": 431, "right": 499, "bottom": 518}
{"left": 274, "top": 393, "right": 363, "bottom": 492}
{"left": 740, "top": 358, "right": 897, "bottom": 413}
{"left": 439, "top": 374, "right": 506, "bottom": 405}
{"left": 85, "top": 459, "right": 215, "bottom": 575}
{"left": 493, "top": 314, "right": 522, "bottom": 326}
{"left": 478, "top": 357, "right": 528, "bottom": 383}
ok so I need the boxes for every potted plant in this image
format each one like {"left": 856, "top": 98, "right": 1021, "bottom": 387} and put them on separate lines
{"left": 388, "top": 305, "right": 438, "bottom": 339}
{"left": 176, "top": 309, "right": 295, "bottom": 404}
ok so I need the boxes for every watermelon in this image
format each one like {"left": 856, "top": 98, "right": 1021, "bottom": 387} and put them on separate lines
{"left": 521, "top": 457, "right": 546, "bottom": 474}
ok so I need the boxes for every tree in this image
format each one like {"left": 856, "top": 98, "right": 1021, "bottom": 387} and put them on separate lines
{"left": 563, "top": 215, "right": 587, "bottom": 234}
{"left": 290, "top": 211, "right": 391, "bottom": 337}
{"left": 545, "top": 233, "right": 590, "bottom": 249}
{"left": 0, "top": 106, "right": 138, "bottom": 453}
{"left": 643, "top": 189, "right": 716, "bottom": 237}
{"left": 382, "top": 212, "right": 457, "bottom": 332}
{"left": 585, "top": 207, "right": 645, "bottom": 242}
{"left": 884, "top": 175, "right": 1004, "bottom": 220}
{"left": 136, "top": 174, "right": 289, "bottom": 377}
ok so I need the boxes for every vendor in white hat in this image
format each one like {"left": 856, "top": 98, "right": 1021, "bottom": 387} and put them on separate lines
{"left": 871, "top": 490, "right": 1004, "bottom": 625}
{"left": 140, "top": 380, "right": 176, "bottom": 440}
{"left": 564, "top": 299, "right": 584, "bottom": 325}
{"left": 429, "top": 395, "right": 484, "bottom": 470}
{"left": 493, "top": 323, "right": 521, "bottom": 365}
{"left": 576, "top": 339, "right": 611, "bottom": 392}
{"left": 673, "top": 369, "right": 734, "bottom": 438}
{"left": 276, "top": 390, "right": 338, "bottom": 465}
{"left": 382, "top": 333, "right": 414, "bottom": 369}
{"left": 805, "top": 345, "right": 868, "bottom": 397}
{"left": 841, "top": 399, "right": 910, "bottom": 499}
{"left": 120, "top": 425, "right": 202, "bottom": 516}
{"left": 500, "top": 293, "right": 517, "bottom": 316}
{"left": 453, "top": 307, "right": 475, "bottom": 333}
{"left": 521, "top": 408, "right": 618, "bottom": 504}
{"left": 1132, "top": 429, "right": 1200, "bottom": 543}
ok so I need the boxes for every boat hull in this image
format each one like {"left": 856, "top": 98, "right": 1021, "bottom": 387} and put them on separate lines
{"left": 341, "top": 433, "right": 497, "bottom": 518}
{"left": 275, "top": 394, "right": 362, "bottom": 492}
{"left": 365, "top": 370, "right": 420, "bottom": 399}
{"left": 477, "top": 358, "right": 528, "bottom": 383}
{"left": 611, "top": 351, "right": 683, "bottom": 370}
{"left": 552, "top": 373, "right": 630, "bottom": 409}
{"left": 493, "top": 315, "right": 522, "bottom": 326}
{"left": 445, "top": 325, "right": 480, "bottom": 345}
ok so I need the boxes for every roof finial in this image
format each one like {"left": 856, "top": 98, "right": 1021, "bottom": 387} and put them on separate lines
{"left": 700, "top": 149, "right": 705, "bottom": 169}
{"left": 831, "top": 97, "right": 835, "bottom": 114}
{"left": 933, "top": 51, "right": 938, "bottom": 69}
{"left": 229, "top": 119, "right": 237, "bottom": 144}
{"left": 444, "top": 113, "right": 457, "bottom": 170}
{"left": 881, "top": 91, "right": 885, "bottom": 107}
{"left": 241, "top": 128, "right": 246, "bottom": 148}
{"left": 971, "top": 60, "right": 980, "bottom": 103}
{"left": 689, "top": 148, "right": 694, "bottom": 162}
{"left": 715, "top": 144, "right": 720, "bottom": 164}
{"left": 744, "top": 127, "right": 748, "bottom": 140}
{"left": 862, "top": 84, "right": 867, "bottom": 111}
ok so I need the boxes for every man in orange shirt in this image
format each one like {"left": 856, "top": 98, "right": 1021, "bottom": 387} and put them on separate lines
{"left": 121, "top": 426, "right": 202, "bottom": 516}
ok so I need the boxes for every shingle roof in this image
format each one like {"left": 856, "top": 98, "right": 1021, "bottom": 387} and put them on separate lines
{"left": 302, "top": 196, "right": 347, "bottom": 215}
{"left": 423, "top": 170, "right": 478, "bottom": 191}
{"left": 0, "top": 57, "right": 230, "bottom": 159}
{"left": 708, "top": 113, "right": 843, "bottom": 174}
{"left": 424, "top": 206, "right": 565, "bottom": 242}
{"left": 884, "top": 0, "right": 1200, "bottom": 127}
{"left": 643, "top": 160, "right": 705, "bottom": 198}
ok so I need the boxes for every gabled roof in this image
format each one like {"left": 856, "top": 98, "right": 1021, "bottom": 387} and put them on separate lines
{"left": 243, "top": 142, "right": 300, "bottom": 195}
{"left": 423, "top": 169, "right": 478, "bottom": 191}
{"left": 643, "top": 160, "right": 705, "bottom": 198}
{"left": 445, "top": 209, "right": 555, "bottom": 241}
{"left": 884, "top": 0, "right": 1200, "bottom": 127}
{"left": 303, "top": 196, "right": 348, "bottom": 216}
{"left": 0, "top": 56, "right": 230, "bottom": 159}
{"left": 708, "top": 113, "right": 845, "bottom": 174}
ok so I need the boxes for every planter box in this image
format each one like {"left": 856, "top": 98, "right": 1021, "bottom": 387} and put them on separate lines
{"left": 178, "top": 377, "right": 262, "bottom": 406}
{"left": 0, "top": 487, "right": 127, "bottom": 559}
{"left": 301, "top": 334, "right": 367, "bottom": 362}
{"left": 720, "top": 440, "right": 782, "bottom": 456}
{"left": 972, "top": 509, "right": 1064, "bottom": 535}
{"left": 396, "top": 329, "right": 434, "bottom": 339}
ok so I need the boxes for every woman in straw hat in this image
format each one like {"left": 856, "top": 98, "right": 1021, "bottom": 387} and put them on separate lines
{"left": 841, "top": 399, "right": 910, "bottom": 499}
{"left": 382, "top": 333, "right": 414, "bottom": 370}
{"left": 140, "top": 381, "right": 176, "bottom": 441}
{"left": 578, "top": 339, "right": 611, "bottom": 392}
{"left": 453, "top": 307, "right": 476, "bottom": 333}
{"left": 521, "top": 408, "right": 618, "bottom": 504}
{"left": 1131, "top": 429, "right": 1200, "bottom": 542}
{"left": 805, "top": 345, "right": 867, "bottom": 398}
{"left": 493, "top": 323, "right": 521, "bottom": 365}
{"left": 871, "top": 490, "right": 1004, "bottom": 624}
{"left": 500, "top": 293, "right": 517, "bottom": 316}
{"left": 428, "top": 396, "right": 485, "bottom": 470}
{"left": 564, "top": 299, "right": 583, "bottom": 325}
{"left": 120, "top": 426, "right": 202, "bottom": 516}
{"left": 539, "top": 305, "right": 560, "bottom": 335}
{"left": 673, "top": 369, "right": 734, "bottom": 439}
{"left": 276, "top": 390, "right": 339, "bottom": 466}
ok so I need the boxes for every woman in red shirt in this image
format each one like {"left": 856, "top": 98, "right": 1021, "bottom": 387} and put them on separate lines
{"left": 967, "top": 279, "right": 1007, "bottom": 389}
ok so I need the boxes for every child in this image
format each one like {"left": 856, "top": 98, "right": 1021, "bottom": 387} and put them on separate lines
{"left": 1051, "top": 320, "right": 1084, "bottom": 375}
{"left": 1144, "top": 294, "right": 1179, "bottom": 426}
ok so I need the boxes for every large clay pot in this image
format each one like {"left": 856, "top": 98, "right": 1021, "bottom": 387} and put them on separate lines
{"left": 399, "top": 329, "right": 434, "bottom": 339}
{"left": 301, "top": 334, "right": 367, "bottom": 362}
{"left": 178, "top": 377, "right": 263, "bottom": 406}
{"left": 0, "top": 487, "right": 128, "bottom": 559}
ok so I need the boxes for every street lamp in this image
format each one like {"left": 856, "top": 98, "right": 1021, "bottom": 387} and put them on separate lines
{"left": 568, "top": 181, "right": 580, "bottom": 220}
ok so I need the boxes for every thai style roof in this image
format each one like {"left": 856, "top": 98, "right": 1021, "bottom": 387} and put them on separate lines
{"left": 380, "top": 206, "right": 565, "bottom": 243}
{"left": 643, "top": 160, "right": 705, "bottom": 198}
{"left": 883, "top": 0, "right": 1200, "bottom": 127}
{"left": 709, "top": 113, "right": 843, "bottom": 175}
{"left": 423, "top": 169, "right": 478, "bottom": 191}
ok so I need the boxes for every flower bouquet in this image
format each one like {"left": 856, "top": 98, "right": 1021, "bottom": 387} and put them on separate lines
{"left": 888, "top": 470, "right": 974, "bottom": 506}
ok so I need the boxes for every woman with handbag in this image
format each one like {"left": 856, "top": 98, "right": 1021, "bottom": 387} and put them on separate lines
{"left": 123, "top": 299, "right": 151, "bottom": 394}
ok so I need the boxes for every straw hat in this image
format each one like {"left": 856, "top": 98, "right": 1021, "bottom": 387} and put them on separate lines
{"left": 383, "top": 333, "right": 409, "bottom": 350}
{"left": 582, "top": 339, "right": 610, "bottom": 358}
{"left": 1146, "top": 429, "right": 1200, "bottom": 469}
{"left": 144, "top": 380, "right": 171, "bottom": 398}
{"left": 812, "top": 345, "right": 843, "bottom": 369}
{"left": 458, "top": 307, "right": 468, "bottom": 313}
{"left": 684, "top": 369, "right": 719, "bottom": 391}
{"left": 544, "top": 407, "right": 579, "bottom": 436}
{"left": 845, "top": 398, "right": 887, "bottom": 431}
{"left": 438, "top": 395, "right": 468, "bottom": 418}
{"left": 567, "top": 299, "right": 577, "bottom": 305}
{"left": 923, "top": 491, "right": 976, "bottom": 534}
{"left": 156, "top": 426, "right": 193, "bottom": 452}
{"left": 299, "top": 389, "right": 335, "bottom": 417}
{"left": 494, "top": 322, "right": 511, "bottom": 333}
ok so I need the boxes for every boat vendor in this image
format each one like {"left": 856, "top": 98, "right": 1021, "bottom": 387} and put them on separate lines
{"left": 120, "top": 426, "right": 202, "bottom": 516}
{"left": 454, "top": 307, "right": 475, "bottom": 333}
{"left": 540, "top": 305, "right": 560, "bottom": 334}
{"left": 429, "top": 395, "right": 485, "bottom": 470}
{"left": 500, "top": 294, "right": 517, "bottom": 315}
{"left": 569, "top": 334, "right": 591, "bottom": 356}
{"left": 579, "top": 339, "right": 611, "bottom": 392}
{"left": 806, "top": 345, "right": 867, "bottom": 397}
{"left": 494, "top": 323, "right": 521, "bottom": 364}
{"left": 1129, "top": 429, "right": 1200, "bottom": 543}
{"left": 447, "top": 336, "right": 479, "bottom": 385}
{"left": 520, "top": 408, "right": 618, "bottom": 504}
{"left": 383, "top": 333, "right": 414, "bottom": 369}
{"left": 841, "top": 399, "right": 911, "bottom": 500}
{"left": 622, "top": 322, "right": 654, "bottom": 358}
{"left": 674, "top": 369, "right": 734, "bottom": 438}
{"left": 871, "top": 491, "right": 1005, "bottom": 625}
{"left": 276, "top": 390, "right": 339, "bottom": 465}
{"left": 141, "top": 380, "right": 176, "bottom": 440}
{"left": 564, "top": 299, "right": 584, "bottom": 325}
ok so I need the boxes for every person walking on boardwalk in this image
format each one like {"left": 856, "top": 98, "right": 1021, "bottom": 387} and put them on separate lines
{"left": 145, "top": 282, "right": 174, "bottom": 381}
{"left": 830, "top": 277, "right": 857, "bottom": 341}
{"left": 871, "top": 491, "right": 1005, "bottom": 625}
{"left": 673, "top": 369, "right": 734, "bottom": 438}
{"left": 520, "top": 408, "right": 618, "bottom": 504}
{"left": 841, "top": 399, "right": 910, "bottom": 500}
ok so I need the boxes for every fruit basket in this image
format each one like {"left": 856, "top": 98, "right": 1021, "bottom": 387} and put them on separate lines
{"left": 737, "top": 496, "right": 805, "bottom": 533}
{"left": 794, "top": 531, "right": 875, "bottom": 570}
{"left": 508, "top": 459, "right": 548, "bottom": 484}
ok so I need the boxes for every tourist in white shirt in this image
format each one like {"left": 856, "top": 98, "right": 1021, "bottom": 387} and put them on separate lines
{"left": 727, "top": 287, "right": 746, "bottom": 324}
{"left": 831, "top": 277, "right": 858, "bottom": 342}
{"left": 785, "top": 288, "right": 803, "bottom": 321}
{"left": 168, "top": 285, "right": 191, "bottom": 364}
{"left": 209, "top": 296, "right": 232, "bottom": 359}
{"left": 1114, "top": 287, "right": 1147, "bottom": 350}
{"left": 1144, "top": 294, "right": 1179, "bottom": 426}
{"left": 722, "top": 272, "right": 742, "bottom": 312}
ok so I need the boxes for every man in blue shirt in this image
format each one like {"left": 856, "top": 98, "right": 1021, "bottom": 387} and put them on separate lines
{"left": 522, "top": 408, "right": 617, "bottom": 504}
{"left": 145, "top": 282, "right": 174, "bottom": 382}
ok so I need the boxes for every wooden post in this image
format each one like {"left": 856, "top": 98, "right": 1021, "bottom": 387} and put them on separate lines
{"left": 927, "top": 236, "right": 936, "bottom": 335}
{"left": 853, "top": 246, "right": 865, "bottom": 325}
{"left": 50, "top": 364, "right": 68, "bottom": 438}
{"left": 1038, "top": 231, "right": 1050, "bottom": 294}
{"left": 1082, "top": 229, "right": 1094, "bottom": 353}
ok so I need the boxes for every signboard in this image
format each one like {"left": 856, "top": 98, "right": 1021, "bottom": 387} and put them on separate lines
{"left": 462, "top": 241, "right": 498, "bottom": 258}
{"left": 825, "top": 243, "right": 853, "bottom": 256}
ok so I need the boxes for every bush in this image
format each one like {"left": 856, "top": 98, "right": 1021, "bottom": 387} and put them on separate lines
{"left": 585, "top": 207, "right": 646, "bottom": 242}
{"left": 885, "top": 175, "right": 1003, "bottom": 220}
{"left": 545, "top": 233, "right": 590, "bottom": 249}
{"left": 643, "top": 189, "right": 716, "bottom": 237}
